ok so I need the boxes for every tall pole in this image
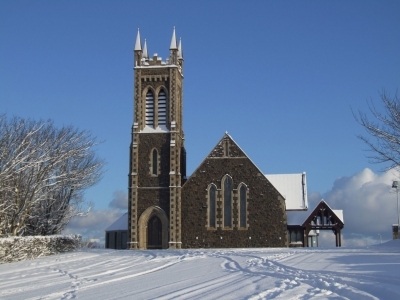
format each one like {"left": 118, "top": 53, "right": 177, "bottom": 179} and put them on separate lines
{"left": 392, "top": 181, "right": 400, "bottom": 239}
{"left": 397, "top": 186, "right": 399, "bottom": 230}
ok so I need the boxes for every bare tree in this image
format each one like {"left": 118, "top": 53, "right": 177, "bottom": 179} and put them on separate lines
{"left": 0, "top": 115, "right": 104, "bottom": 237}
{"left": 355, "top": 90, "right": 400, "bottom": 171}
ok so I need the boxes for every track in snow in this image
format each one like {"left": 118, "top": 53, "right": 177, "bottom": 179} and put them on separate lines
{"left": 1, "top": 245, "right": 399, "bottom": 299}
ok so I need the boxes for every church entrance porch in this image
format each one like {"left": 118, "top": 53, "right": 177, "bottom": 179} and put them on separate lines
{"left": 302, "top": 200, "right": 344, "bottom": 247}
{"left": 137, "top": 206, "right": 169, "bottom": 249}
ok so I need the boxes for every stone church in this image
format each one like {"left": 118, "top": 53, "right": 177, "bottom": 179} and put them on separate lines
{"left": 105, "top": 28, "right": 344, "bottom": 250}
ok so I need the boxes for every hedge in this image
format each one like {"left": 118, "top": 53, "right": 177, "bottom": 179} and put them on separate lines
{"left": 0, "top": 234, "right": 81, "bottom": 263}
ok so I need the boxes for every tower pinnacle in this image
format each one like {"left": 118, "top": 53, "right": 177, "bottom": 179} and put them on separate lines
{"left": 170, "top": 26, "right": 177, "bottom": 50}
{"left": 178, "top": 37, "right": 183, "bottom": 59}
{"left": 134, "top": 28, "right": 142, "bottom": 51}
{"left": 143, "top": 39, "right": 148, "bottom": 59}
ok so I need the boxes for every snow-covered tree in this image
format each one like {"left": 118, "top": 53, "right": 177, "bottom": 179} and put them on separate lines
{"left": 355, "top": 91, "right": 400, "bottom": 171}
{"left": 0, "top": 115, "right": 104, "bottom": 237}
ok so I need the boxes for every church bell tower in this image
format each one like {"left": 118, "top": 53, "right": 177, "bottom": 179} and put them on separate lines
{"left": 128, "top": 28, "right": 186, "bottom": 249}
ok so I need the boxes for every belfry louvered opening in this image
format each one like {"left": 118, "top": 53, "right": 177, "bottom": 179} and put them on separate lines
{"left": 146, "top": 90, "right": 154, "bottom": 127}
{"left": 158, "top": 90, "right": 167, "bottom": 125}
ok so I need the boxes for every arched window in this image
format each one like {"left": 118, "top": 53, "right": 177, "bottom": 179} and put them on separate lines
{"left": 209, "top": 185, "right": 216, "bottom": 228}
{"left": 223, "top": 176, "right": 232, "bottom": 227}
{"left": 152, "top": 149, "right": 158, "bottom": 176}
{"left": 146, "top": 90, "right": 154, "bottom": 127}
{"left": 158, "top": 90, "right": 167, "bottom": 126}
{"left": 239, "top": 184, "right": 247, "bottom": 228}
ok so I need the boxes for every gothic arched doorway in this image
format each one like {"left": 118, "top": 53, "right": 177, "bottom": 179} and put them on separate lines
{"left": 137, "top": 206, "right": 169, "bottom": 249}
{"left": 147, "top": 216, "right": 162, "bottom": 249}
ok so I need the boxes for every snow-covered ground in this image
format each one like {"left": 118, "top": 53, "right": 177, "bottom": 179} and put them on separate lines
{"left": 1, "top": 240, "right": 399, "bottom": 300}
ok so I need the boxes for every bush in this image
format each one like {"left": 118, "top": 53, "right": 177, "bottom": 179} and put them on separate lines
{"left": 0, "top": 234, "right": 81, "bottom": 263}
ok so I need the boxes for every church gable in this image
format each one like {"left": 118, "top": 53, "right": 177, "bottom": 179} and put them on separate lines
{"left": 181, "top": 133, "right": 288, "bottom": 248}
{"left": 208, "top": 134, "right": 246, "bottom": 158}
{"left": 302, "top": 200, "right": 344, "bottom": 228}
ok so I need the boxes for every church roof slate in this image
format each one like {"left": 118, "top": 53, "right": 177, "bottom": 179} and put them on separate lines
{"left": 105, "top": 213, "right": 128, "bottom": 231}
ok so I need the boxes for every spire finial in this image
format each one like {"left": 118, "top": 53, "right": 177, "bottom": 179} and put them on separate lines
{"left": 178, "top": 37, "right": 183, "bottom": 59}
{"left": 170, "top": 26, "right": 177, "bottom": 50}
{"left": 134, "top": 28, "right": 142, "bottom": 51}
{"left": 143, "top": 39, "right": 148, "bottom": 58}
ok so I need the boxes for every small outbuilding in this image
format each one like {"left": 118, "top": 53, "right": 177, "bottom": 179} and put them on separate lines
{"left": 105, "top": 213, "right": 128, "bottom": 249}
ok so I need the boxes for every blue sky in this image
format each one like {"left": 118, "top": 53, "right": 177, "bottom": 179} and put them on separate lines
{"left": 1, "top": 1, "right": 400, "bottom": 245}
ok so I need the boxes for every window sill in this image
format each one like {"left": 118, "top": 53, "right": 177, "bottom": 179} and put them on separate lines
{"left": 206, "top": 227, "right": 217, "bottom": 231}
{"left": 222, "top": 227, "right": 233, "bottom": 231}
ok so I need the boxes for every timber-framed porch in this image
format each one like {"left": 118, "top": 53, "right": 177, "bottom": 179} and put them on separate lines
{"left": 302, "top": 200, "right": 344, "bottom": 247}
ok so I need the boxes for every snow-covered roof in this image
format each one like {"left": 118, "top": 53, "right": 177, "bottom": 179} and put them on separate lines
{"left": 105, "top": 213, "right": 128, "bottom": 231}
{"left": 265, "top": 173, "right": 308, "bottom": 211}
{"left": 140, "top": 125, "right": 169, "bottom": 133}
{"left": 319, "top": 200, "right": 344, "bottom": 224}
{"left": 333, "top": 210, "right": 344, "bottom": 223}
{"left": 287, "top": 201, "right": 344, "bottom": 226}
{"left": 286, "top": 210, "right": 310, "bottom": 225}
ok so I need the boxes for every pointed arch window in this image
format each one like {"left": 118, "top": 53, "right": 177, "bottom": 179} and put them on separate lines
{"left": 146, "top": 90, "right": 154, "bottom": 127}
{"left": 151, "top": 148, "right": 158, "bottom": 176}
{"left": 223, "top": 176, "right": 232, "bottom": 227}
{"left": 208, "top": 185, "right": 216, "bottom": 228}
{"left": 158, "top": 90, "right": 167, "bottom": 126}
{"left": 239, "top": 184, "right": 247, "bottom": 228}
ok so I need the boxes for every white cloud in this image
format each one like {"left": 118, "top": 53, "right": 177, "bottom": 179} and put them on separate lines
{"left": 319, "top": 168, "right": 400, "bottom": 247}
{"left": 108, "top": 190, "right": 128, "bottom": 210}
{"left": 63, "top": 209, "right": 125, "bottom": 244}
{"left": 63, "top": 190, "right": 128, "bottom": 245}
{"left": 63, "top": 190, "right": 128, "bottom": 244}
{"left": 289, "top": 168, "right": 399, "bottom": 247}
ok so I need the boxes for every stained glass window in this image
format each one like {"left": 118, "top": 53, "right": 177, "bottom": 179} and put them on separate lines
{"left": 224, "top": 176, "right": 232, "bottom": 227}
{"left": 209, "top": 185, "right": 216, "bottom": 228}
{"left": 240, "top": 185, "right": 247, "bottom": 228}
{"left": 152, "top": 149, "right": 157, "bottom": 175}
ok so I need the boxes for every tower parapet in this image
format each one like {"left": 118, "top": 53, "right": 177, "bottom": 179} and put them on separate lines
{"left": 134, "top": 27, "right": 183, "bottom": 72}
